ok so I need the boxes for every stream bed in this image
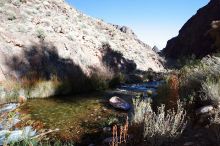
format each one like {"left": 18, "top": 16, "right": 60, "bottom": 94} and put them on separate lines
{"left": 1, "top": 81, "right": 162, "bottom": 144}
{"left": 19, "top": 93, "right": 128, "bottom": 143}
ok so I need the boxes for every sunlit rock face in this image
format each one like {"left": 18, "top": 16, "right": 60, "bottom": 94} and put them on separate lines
{"left": 163, "top": 0, "right": 220, "bottom": 59}
{"left": 0, "top": 0, "right": 164, "bottom": 82}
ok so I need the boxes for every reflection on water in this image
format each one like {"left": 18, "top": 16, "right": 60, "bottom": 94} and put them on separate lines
{"left": 21, "top": 93, "right": 126, "bottom": 141}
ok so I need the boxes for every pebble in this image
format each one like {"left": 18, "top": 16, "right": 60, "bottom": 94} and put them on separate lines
{"left": 103, "top": 127, "right": 111, "bottom": 132}
{"left": 184, "top": 142, "right": 194, "bottom": 146}
{"left": 196, "top": 105, "right": 213, "bottom": 115}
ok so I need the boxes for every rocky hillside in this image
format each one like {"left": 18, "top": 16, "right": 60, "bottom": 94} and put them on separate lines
{"left": 0, "top": 0, "right": 163, "bottom": 82}
{"left": 163, "top": 0, "right": 220, "bottom": 59}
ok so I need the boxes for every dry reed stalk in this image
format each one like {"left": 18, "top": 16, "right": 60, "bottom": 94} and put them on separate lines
{"left": 167, "top": 74, "right": 180, "bottom": 110}
{"left": 112, "top": 117, "right": 129, "bottom": 146}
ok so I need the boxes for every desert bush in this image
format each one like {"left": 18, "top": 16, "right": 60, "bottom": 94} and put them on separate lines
{"left": 7, "top": 11, "right": 16, "bottom": 21}
{"left": 130, "top": 98, "right": 187, "bottom": 146}
{"left": 176, "top": 54, "right": 200, "bottom": 68}
{"left": 156, "top": 80, "right": 170, "bottom": 106}
{"left": 0, "top": 81, "right": 21, "bottom": 103}
{"left": 36, "top": 28, "right": 46, "bottom": 40}
{"left": 178, "top": 56, "right": 220, "bottom": 102}
{"left": 201, "top": 77, "right": 220, "bottom": 104}
{"left": 143, "top": 101, "right": 186, "bottom": 146}
{"left": 109, "top": 73, "right": 125, "bottom": 88}
{"left": 130, "top": 97, "right": 152, "bottom": 124}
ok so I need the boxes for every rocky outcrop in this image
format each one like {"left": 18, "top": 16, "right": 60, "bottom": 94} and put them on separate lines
{"left": 152, "top": 46, "right": 160, "bottom": 53}
{"left": 112, "top": 24, "right": 137, "bottom": 38}
{"left": 0, "top": 0, "right": 164, "bottom": 83}
{"left": 163, "top": 0, "right": 220, "bottom": 59}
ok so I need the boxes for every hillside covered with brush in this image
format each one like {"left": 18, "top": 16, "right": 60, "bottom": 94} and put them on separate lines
{"left": 0, "top": 0, "right": 163, "bottom": 83}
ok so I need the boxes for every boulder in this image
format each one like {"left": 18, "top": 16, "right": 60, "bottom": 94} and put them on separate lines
{"left": 109, "top": 96, "right": 131, "bottom": 111}
{"left": 0, "top": 104, "right": 18, "bottom": 114}
{"left": 0, "top": 126, "right": 36, "bottom": 145}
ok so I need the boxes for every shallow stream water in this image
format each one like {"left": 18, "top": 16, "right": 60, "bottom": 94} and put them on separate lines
{"left": 19, "top": 81, "right": 162, "bottom": 143}
{"left": 20, "top": 92, "right": 127, "bottom": 142}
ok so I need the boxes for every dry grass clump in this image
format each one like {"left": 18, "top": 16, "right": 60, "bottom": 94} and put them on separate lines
{"left": 166, "top": 74, "right": 180, "bottom": 109}
{"left": 130, "top": 98, "right": 187, "bottom": 146}
{"left": 0, "top": 68, "right": 116, "bottom": 103}
{"left": 144, "top": 101, "right": 187, "bottom": 146}
{"left": 201, "top": 77, "right": 220, "bottom": 104}
{"left": 130, "top": 97, "right": 152, "bottom": 124}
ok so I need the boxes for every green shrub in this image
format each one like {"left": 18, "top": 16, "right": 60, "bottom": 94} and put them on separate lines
{"left": 156, "top": 78, "right": 170, "bottom": 106}
{"left": 36, "top": 29, "right": 46, "bottom": 40}
{"left": 109, "top": 73, "right": 125, "bottom": 88}
{"left": 179, "top": 58, "right": 211, "bottom": 102}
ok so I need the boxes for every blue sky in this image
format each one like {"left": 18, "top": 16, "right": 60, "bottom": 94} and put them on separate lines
{"left": 66, "top": 0, "right": 209, "bottom": 49}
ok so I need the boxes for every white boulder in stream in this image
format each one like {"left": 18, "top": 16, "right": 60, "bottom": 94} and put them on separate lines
{"left": 0, "top": 104, "right": 36, "bottom": 145}
{"left": 0, "top": 104, "right": 18, "bottom": 114}
{"left": 0, "top": 104, "right": 20, "bottom": 130}
{"left": 0, "top": 126, "right": 36, "bottom": 145}
{"left": 109, "top": 96, "right": 130, "bottom": 111}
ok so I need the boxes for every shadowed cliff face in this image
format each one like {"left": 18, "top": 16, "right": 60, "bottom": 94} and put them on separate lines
{"left": 163, "top": 0, "right": 220, "bottom": 59}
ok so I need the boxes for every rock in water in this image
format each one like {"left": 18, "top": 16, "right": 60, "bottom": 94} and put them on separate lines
{"left": 0, "top": 104, "right": 18, "bottom": 114}
{"left": 109, "top": 96, "right": 130, "bottom": 110}
{"left": 0, "top": 126, "right": 36, "bottom": 145}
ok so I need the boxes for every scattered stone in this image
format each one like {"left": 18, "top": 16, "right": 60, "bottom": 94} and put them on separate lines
{"left": 103, "top": 127, "right": 111, "bottom": 133}
{"left": 0, "top": 126, "right": 36, "bottom": 145}
{"left": 184, "top": 142, "right": 194, "bottom": 146}
{"left": 102, "top": 107, "right": 107, "bottom": 111}
{"left": 196, "top": 105, "right": 214, "bottom": 115}
{"left": 103, "top": 137, "right": 114, "bottom": 144}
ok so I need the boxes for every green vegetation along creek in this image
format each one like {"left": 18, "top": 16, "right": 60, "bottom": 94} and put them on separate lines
{"left": 19, "top": 92, "right": 128, "bottom": 143}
